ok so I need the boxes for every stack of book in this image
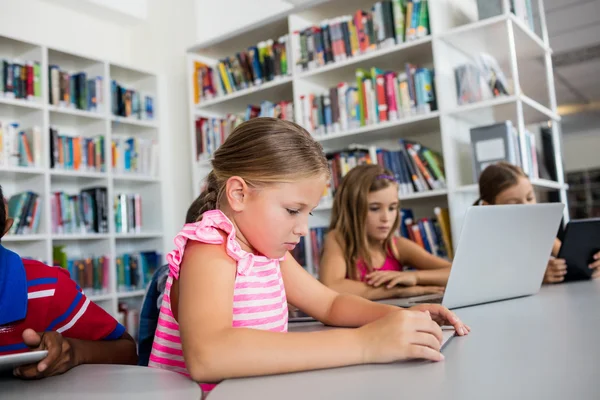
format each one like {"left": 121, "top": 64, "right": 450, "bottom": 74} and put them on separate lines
{"left": 7, "top": 192, "right": 42, "bottom": 235}
{"left": 114, "top": 193, "right": 143, "bottom": 234}
{"left": 112, "top": 137, "right": 158, "bottom": 176}
{"left": 300, "top": 64, "right": 435, "bottom": 136}
{"left": 116, "top": 251, "right": 161, "bottom": 292}
{"left": 195, "top": 101, "right": 294, "bottom": 161}
{"left": 111, "top": 80, "right": 154, "bottom": 121}
{"left": 399, "top": 207, "right": 453, "bottom": 260}
{"left": 49, "top": 128, "right": 105, "bottom": 172}
{"left": 53, "top": 246, "right": 110, "bottom": 295}
{"left": 48, "top": 66, "right": 103, "bottom": 112}
{"left": 193, "top": 35, "right": 291, "bottom": 103}
{"left": 51, "top": 187, "right": 108, "bottom": 234}
{"left": 294, "top": 0, "right": 430, "bottom": 73}
{"left": 0, "top": 122, "right": 42, "bottom": 167}
{"left": 1, "top": 59, "right": 42, "bottom": 101}
{"left": 324, "top": 147, "right": 374, "bottom": 202}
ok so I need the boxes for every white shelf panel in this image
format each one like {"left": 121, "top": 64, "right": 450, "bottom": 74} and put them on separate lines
{"left": 315, "top": 112, "right": 440, "bottom": 151}
{"left": 113, "top": 174, "right": 160, "bottom": 183}
{"left": 50, "top": 169, "right": 108, "bottom": 180}
{"left": 114, "top": 232, "right": 164, "bottom": 239}
{"left": 48, "top": 105, "right": 105, "bottom": 120}
{"left": 112, "top": 116, "right": 158, "bottom": 128}
{"left": 3, "top": 234, "right": 47, "bottom": 242}
{"left": 296, "top": 36, "right": 433, "bottom": 85}
{"left": 455, "top": 179, "right": 567, "bottom": 193}
{"left": 315, "top": 189, "right": 448, "bottom": 211}
{"left": 117, "top": 290, "right": 146, "bottom": 299}
{"left": 88, "top": 293, "right": 114, "bottom": 302}
{"left": 0, "top": 166, "right": 45, "bottom": 179}
{"left": 194, "top": 76, "right": 293, "bottom": 114}
{"left": 444, "top": 95, "right": 558, "bottom": 125}
{"left": 52, "top": 233, "right": 111, "bottom": 241}
{"left": 0, "top": 96, "right": 44, "bottom": 110}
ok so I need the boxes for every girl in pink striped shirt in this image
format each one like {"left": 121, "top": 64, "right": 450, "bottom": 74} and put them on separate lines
{"left": 148, "top": 118, "right": 469, "bottom": 395}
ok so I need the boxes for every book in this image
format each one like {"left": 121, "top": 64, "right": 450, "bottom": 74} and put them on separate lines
{"left": 116, "top": 251, "right": 161, "bottom": 292}
{"left": 49, "top": 127, "right": 105, "bottom": 172}
{"left": 51, "top": 187, "right": 108, "bottom": 234}
{"left": 52, "top": 246, "right": 110, "bottom": 295}
{"left": 111, "top": 80, "right": 154, "bottom": 120}
{"left": 47, "top": 66, "right": 103, "bottom": 112}
{"left": 0, "top": 122, "right": 42, "bottom": 168}
{"left": 6, "top": 192, "right": 42, "bottom": 235}
{"left": 1, "top": 59, "right": 42, "bottom": 101}
{"left": 114, "top": 193, "right": 143, "bottom": 234}
{"left": 112, "top": 136, "right": 158, "bottom": 177}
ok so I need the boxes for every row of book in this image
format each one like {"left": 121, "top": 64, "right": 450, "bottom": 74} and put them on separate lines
{"left": 399, "top": 207, "right": 453, "bottom": 260}
{"left": 299, "top": 64, "right": 435, "bottom": 136}
{"left": 51, "top": 187, "right": 108, "bottom": 234}
{"left": 49, "top": 66, "right": 104, "bottom": 112}
{"left": 53, "top": 247, "right": 110, "bottom": 295}
{"left": 193, "top": 35, "right": 291, "bottom": 103}
{"left": 7, "top": 192, "right": 42, "bottom": 235}
{"left": 1, "top": 59, "right": 42, "bottom": 101}
{"left": 116, "top": 251, "right": 161, "bottom": 292}
{"left": 194, "top": 100, "right": 293, "bottom": 161}
{"left": 455, "top": 53, "right": 509, "bottom": 106}
{"left": 470, "top": 120, "right": 539, "bottom": 181}
{"left": 294, "top": 0, "right": 430, "bottom": 73}
{"left": 118, "top": 303, "right": 140, "bottom": 341}
{"left": 112, "top": 137, "right": 159, "bottom": 176}
{"left": 111, "top": 80, "right": 155, "bottom": 121}
{"left": 114, "top": 193, "right": 143, "bottom": 234}
{"left": 0, "top": 122, "right": 42, "bottom": 167}
{"left": 50, "top": 128, "right": 105, "bottom": 171}
{"left": 476, "top": 0, "right": 535, "bottom": 32}
{"left": 309, "top": 227, "right": 327, "bottom": 275}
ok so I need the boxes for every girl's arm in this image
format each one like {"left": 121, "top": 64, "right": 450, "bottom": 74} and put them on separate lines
{"left": 174, "top": 241, "right": 451, "bottom": 382}
{"left": 396, "top": 237, "right": 451, "bottom": 286}
{"left": 319, "top": 232, "right": 408, "bottom": 300}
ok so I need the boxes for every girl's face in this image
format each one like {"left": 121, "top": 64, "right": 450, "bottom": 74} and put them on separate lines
{"left": 234, "top": 175, "right": 327, "bottom": 259}
{"left": 365, "top": 184, "right": 399, "bottom": 243}
{"left": 493, "top": 177, "right": 537, "bottom": 205}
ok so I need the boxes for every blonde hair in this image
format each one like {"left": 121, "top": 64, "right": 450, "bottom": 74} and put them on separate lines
{"left": 475, "top": 162, "right": 528, "bottom": 205}
{"left": 193, "top": 118, "right": 329, "bottom": 220}
{"left": 329, "top": 164, "right": 400, "bottom": 280}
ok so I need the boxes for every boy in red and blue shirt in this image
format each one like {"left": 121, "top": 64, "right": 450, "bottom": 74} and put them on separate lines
{"left": 0, "top": 186, "right": 137, "bottom": 378}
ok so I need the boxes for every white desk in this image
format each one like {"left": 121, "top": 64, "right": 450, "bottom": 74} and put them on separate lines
{"left": 0, "top": 364, "right": 201, "bottom": 400}
{"left": 210, "top": 280, "right": 600, "bottom": 400}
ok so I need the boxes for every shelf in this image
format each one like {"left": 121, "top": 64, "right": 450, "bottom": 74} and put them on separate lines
{"left": 445, "top": 95, "right": 559, "bottom": 125}
{"left": 0, "top": 166, "right": 45, "bottom": 179}
{"left": 88, "top": 293, "right": 114, "bottom": 302}
{"left": 117, "top": 290, "right": 146, "bottom": 299}
{"left": 315, "top": 189, "right": 448, "bottom": 211}
{"left": 3, "top": 234, "right": 47, "bottom": 242}
{"left": 437, "top": 13, "right": 549, "bottom": 63}
{"left": 456, "top": 179, "right": 567, "bottom": 193}
{"left": 113, "top": 173, "right": 160, "bottom": 183}
{"left": 194, "top": 76, "right": 293, "bottom": 114}
{"left": 296, "top": 36, "right": 433, "bottom": 86}
{"left": 48, "top": 105, "right": 105, "bottom": 121}
{"left": 0, "top": 96, "right": 44, "bottom": 110}
{"left": 112, "top": 116, "right": 158, "bottom": 128}
{"left": 52, "top": 233, "right": 111, "bottom": 241}
{"left": 51, "top": 169, "right": 107, "bottom": 179}
{"left": 315, "top": 112, "right": 440, "bottom": 150}
{"left": 114, "top": 232, "right": 164, "bottom": 239}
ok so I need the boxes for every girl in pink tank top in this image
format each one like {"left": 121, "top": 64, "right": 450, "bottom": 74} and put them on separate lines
{"left": 320, "top": 165, "right": 453, "bottom": 301}
{"left": 149, "top": 119, "right": 469, "bottom": 396}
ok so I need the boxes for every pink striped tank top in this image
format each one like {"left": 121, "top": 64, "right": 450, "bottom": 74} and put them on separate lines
{"left": 355, "top": 252, "right": 402, "bottom": 282}
{"left": 148, "top": 209, "right": 289, "bottom": 393}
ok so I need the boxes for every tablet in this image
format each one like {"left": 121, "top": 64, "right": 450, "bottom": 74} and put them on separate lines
{"left": 0, "top": 350, "right": 48, "bottom": 373}
{"left": 558, "top": 218, "right": 600, "bottom": 282}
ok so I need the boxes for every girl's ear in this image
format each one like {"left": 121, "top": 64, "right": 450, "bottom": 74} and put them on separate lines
{"left": 225, "top": 176, "right": 250, "bottom": 212}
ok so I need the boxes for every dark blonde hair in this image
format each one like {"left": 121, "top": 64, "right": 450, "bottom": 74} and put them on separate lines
{"left": 475, "top": 162, "right": 528, "bottom": 205}
{"left": 194, "top": 118, "right": 329, "bottom": 219}
{"left": 329, "top": 164, "right": 399, "bottom": 280}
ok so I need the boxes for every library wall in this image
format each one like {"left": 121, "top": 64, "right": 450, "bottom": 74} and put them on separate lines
{"left": 563, "top": 128, "right": 600, "bottom": 172}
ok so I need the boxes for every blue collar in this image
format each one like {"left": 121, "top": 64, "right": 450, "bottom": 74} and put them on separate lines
{"left": 0, "top": 244, "right": 27, "bottom": 325}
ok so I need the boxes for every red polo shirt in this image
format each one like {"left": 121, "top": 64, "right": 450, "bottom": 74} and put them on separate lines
{"left": 0, "top": 245, "right": 125, "bottom": 355}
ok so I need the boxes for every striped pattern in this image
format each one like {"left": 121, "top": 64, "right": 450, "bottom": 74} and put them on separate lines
{"left": 148, "top": 210, "right": 288, "bottom": 393}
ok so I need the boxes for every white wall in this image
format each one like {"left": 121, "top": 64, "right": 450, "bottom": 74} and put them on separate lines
{"left": 0, "top": 0, "right": 196, "bottom": 254}
{"left": 562, "top": 128, "right": 600, "bottom": 172}
{"left": 194, "top": 0, "right": 292, "bottom": 43}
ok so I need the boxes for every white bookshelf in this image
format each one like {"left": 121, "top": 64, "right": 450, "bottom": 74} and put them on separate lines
{"left": 187, "top": 0, "right": 568, "bottom": 274}
{"left": 0, "top": 35, "right": 164, "bottom": 317}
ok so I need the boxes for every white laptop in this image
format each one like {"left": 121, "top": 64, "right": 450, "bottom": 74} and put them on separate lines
{"left": 390, "top": 203, "right": 564, "bottom": 309}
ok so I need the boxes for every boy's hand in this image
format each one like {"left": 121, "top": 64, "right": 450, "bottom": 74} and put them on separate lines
{"left": 13, "top": 329, "right": 79, "bottom": 379}
{"left": 409, "top": 304, "right": 471, "bottom": 336}
{"left": 589, "top": 252, "right": 600, "bottom": 279}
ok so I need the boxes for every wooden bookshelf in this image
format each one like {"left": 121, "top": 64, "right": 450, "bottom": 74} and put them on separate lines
{"left": 186, "top": 0, "right": 568, "bottom": 275}
{"left": 0, "top": 34, "right": 165, "bottom": 318}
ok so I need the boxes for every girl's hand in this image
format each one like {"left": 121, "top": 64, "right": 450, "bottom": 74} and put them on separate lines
{"left": 393, "top": 285, "right": 445, "bottom": 299}
{"left": 408, "top": 304, "right": 471, "bottom": 336}
{"left": 544, "top": 257, "right": 567, "bottom": 284}
{"left": 366, "top": 271, "right": 417, "bottom": 288}
{"left": 357, "top": 309, "right": 445, "bottom": 364}
{"left": 589, "top": 252, "right": 600, "bottom": 279}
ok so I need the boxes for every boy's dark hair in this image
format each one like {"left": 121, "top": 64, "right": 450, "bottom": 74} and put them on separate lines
{"left": 0, "top": 185, "right": 5, "bottom": 240}
{"left": 185, "top": 195, "right": 203, "bottom": 224}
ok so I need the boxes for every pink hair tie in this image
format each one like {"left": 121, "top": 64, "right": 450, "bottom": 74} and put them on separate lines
{"left": 376, "top": 174, "right": 395, "bottom": 181}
